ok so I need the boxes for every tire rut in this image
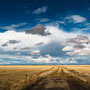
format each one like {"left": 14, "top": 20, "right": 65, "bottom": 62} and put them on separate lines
{"left": 22, "top": 66, "right": 90, "bottom": 90}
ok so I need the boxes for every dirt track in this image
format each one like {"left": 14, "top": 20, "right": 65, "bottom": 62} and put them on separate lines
{"left": 23, "top": 66, "right": 90, "bottom": 90}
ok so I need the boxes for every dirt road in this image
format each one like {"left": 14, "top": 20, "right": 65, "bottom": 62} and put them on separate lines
{"left": 23, "top": 66, "right": 90, "bottom": 90}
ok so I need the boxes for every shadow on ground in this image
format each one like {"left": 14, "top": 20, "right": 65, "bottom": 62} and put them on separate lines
{"left": 23, "top": 76, "right": 89, "bottom": 90}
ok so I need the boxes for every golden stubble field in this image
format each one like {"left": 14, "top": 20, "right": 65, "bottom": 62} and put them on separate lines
{"left": 0, "top": 65, "right": 53, "bottom": 90}
{"left": 0, "top": 65, "right": 90, "bottom": 90}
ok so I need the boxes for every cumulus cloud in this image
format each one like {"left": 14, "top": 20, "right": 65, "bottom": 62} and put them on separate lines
{"left": 78, "top": 48, "right": 90, "bottom": 55}
{"left": 32, "top": 6, "right": 47, "bottom": 14}
{"left": 0, "top": 25, "right": 82, "bottom": 51}
{"left": 63, "top": 35, "right": 90, "bottom": 56}
{"left": 1, "top": 24, "right": 90, "bottom": 62}
{"left": 63, "top": 44, "right": 85, "bottom": 52}
{"left": 31, "top": 54, "right": 60, "bottom": 63}
{"left": 66, "top": 35, "right": 90, "bottom": 44}
{"left": 66, "top": 15, "right": 86, "bottom": 23}
{"left": 0, "top": 30, "right": 50, "bottom": 50}
{"left": 65, "top": 47, "right": 90, "bottom": 56}
{"left": 1, "top": 52, "right": 90, "bottom": 64}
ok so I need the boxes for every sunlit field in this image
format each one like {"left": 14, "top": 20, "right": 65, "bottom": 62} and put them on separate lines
{"left": 0, "top": 65, "right": 53, "bottom": 90}
{"left": 0, "top": 65, "right": 90, "bottom": 90}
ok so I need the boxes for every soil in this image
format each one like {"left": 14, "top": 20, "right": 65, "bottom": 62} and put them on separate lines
{"left": 23, "top": 67, "right": 90, "bottom": 90}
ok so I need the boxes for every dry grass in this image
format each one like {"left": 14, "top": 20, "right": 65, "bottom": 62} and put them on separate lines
{"left": 0, "top": 65, "right": 53, "bottom": 90}
{"left": 63, "top": 65, "right": 90, "bottom": 75}
{"left": 63, "top": 65, "right": 90, "bottom": 86}
{"left": 0, "top": 65, "right": 90, "bottom": 90}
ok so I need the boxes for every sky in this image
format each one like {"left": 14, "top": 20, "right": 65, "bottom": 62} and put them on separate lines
{"left": 0, "top": 0, "right": 90, "bottom": 65}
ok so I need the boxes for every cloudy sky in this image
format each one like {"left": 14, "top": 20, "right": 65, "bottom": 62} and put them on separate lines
{"left": 0, "top": 0, "right": 90, "bottom": 65}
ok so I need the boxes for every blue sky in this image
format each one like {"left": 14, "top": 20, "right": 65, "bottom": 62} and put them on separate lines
{"left": 0, "top": 0, "right": 90, "bottom": 65}
{"left": 0, "top": 0, "right": 90, "bottom": 32}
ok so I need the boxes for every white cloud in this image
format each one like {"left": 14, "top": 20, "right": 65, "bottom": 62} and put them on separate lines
{"left": 62, "top": 46, "right": 74, "bottom": 51}
{"left": 66, "top": 35, "right": 90, "bottom": 44}
{"left": 45, "top": 54, "right": 52, "bottom": 59}
{"left": 66, "top": 50, "right": 81, "bottom": 56}
{"left": 31, "top": 50, "right": 41, "bottom": 55}
{"left": 0, "top": 25, "right": 90, "bottom": 58}
{"left": 0, "top": 26, "right": 79, "bottom": 51}
{"left": 66, "top": 15, "right": 86, "bottom": 23}
{"left": 0, "top": 30, "right": 50, "bottom": 50}
{"left": 66, "top": 48, "right": 90, "bottom": 56}
{"left": 0, "top": 53, "right": 58, "bottom": 64}
{"left": 59, "top": 59, "right": 77, "bottom": 64}
{"left": 45, "top": 26, "right": 78, "bottom": 43}
{"left": 62, "top": 35, "right": 90, "bottom": 56}
{"left": 32, "top": 6, "right": 47, "bottom": 14}
{"left": 0, "top": 52, "right": 89, "bottom": 64}
{"left": 30, "top": 54, "right": 60, "bottom": 63}
{"left": 30, "top": 55, "right": 78, "bottom": 64}
{"left": 78, "top": 48, "right": 90, "bottom": 55}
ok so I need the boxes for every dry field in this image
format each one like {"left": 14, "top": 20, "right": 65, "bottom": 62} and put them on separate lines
{"left": 0, "top": 65, "right": 90, "bottom": 90}
{"left": 0, "top": 65, "right": 53, "bottom": 90}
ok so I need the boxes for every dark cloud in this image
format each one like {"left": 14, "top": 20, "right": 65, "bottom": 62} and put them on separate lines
{"left": 63, "top": 35, "right": 90, "bottom": 56}
{"left": 66, "top": 35, "right": 90, "bottom": 44}
{"left": 25, "top": 24, "right": 51, "bottom": 36}
{"left": 36, "top": 42, "right": 44, "bottom": 45}
{"left": 0, "top": 22, "right": 27, "bottom": 30}
{"left": 20, "top": 47, "right": 33, "bottom": 50}
{"left": 2, "top": 40, "right": 21, "bottom": 47}
{"left": 74, "top": 44, "right": 85, "bottom": 49}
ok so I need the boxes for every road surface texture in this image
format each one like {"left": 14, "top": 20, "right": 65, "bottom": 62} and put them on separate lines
{"left": 23, "top": 66, "right": 90, "bottom": 90}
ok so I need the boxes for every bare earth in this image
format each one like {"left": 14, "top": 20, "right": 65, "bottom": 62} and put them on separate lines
{"left": 0, "top": 65, "right": 90, "bottom": 90}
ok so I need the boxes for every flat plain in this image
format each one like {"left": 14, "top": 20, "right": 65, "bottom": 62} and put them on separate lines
{"left": 0, "top": 65, "right": 90, "bottom": 90}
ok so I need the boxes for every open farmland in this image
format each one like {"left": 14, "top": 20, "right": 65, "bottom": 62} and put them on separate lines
{"left": 0, "top": 65, "right": 90, "bottom": 90}
{"left": 0, "top": 65, "right": 53, "bottom": 90}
